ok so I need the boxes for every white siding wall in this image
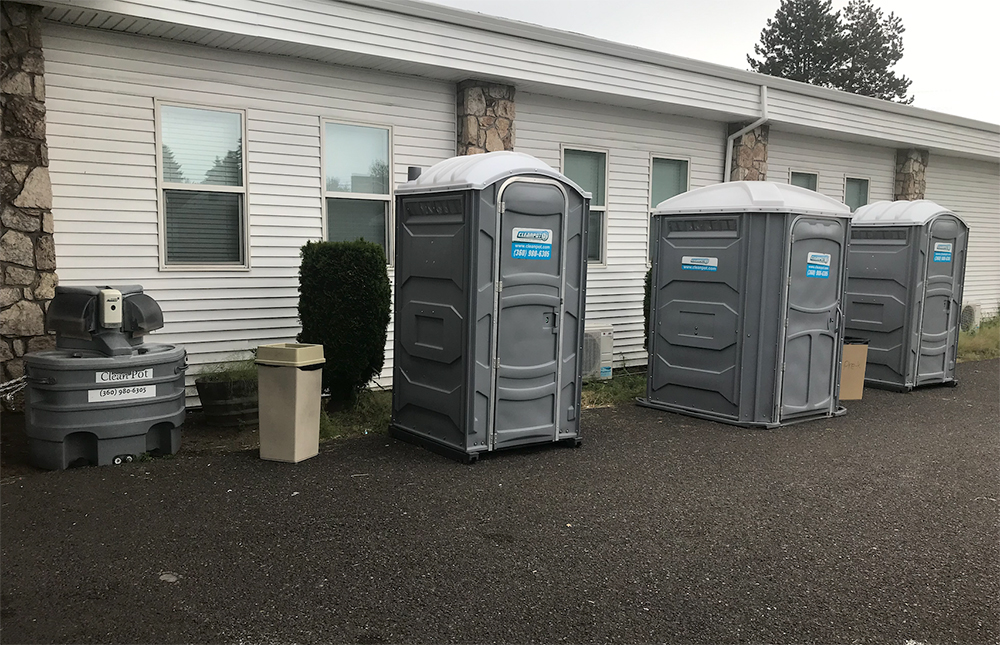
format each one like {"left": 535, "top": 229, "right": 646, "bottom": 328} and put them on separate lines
{"left": 516, "top": 93, "right": 727, "bottom": 366}
{"left": 43, "top": 23, "right": 456, "bottom": 401}
{"left": 925, "top": 156, "right": 1000, "bottom": 314}
{"left": 766, "top": 130, "right": 896, "bottom": 203}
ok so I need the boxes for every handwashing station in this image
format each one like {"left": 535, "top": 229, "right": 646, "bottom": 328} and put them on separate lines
{"left": 844, "top": 200, "right": 969, "bottom": 391}
{"left": 640, "top": 182, "right": 852, "bottom": 427}
{"left": 22, "top": 285, "right": 186, "bottom": 469}
{"left": 389, "top": 152, "right": 590, "bottom": 462}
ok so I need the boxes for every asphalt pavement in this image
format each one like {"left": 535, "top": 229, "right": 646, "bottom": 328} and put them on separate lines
{"left": 2, "top": 361, "right": 998, "bottom": 644}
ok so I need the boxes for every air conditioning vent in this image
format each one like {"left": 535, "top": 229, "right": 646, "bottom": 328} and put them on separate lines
{"left": 582, "top": 325, "right": 613, "bottom": 381}
{"left": 961, "top": 302, "right": 982, "bottom": 333}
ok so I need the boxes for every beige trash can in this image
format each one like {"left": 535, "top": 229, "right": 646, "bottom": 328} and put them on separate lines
{"left": 255, "top": 343, "right": 325, "bottom": 463}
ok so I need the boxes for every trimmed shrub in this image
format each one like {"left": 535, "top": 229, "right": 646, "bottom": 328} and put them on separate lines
{"left": 298, "top": 240, "right": 391, "bottom": 407}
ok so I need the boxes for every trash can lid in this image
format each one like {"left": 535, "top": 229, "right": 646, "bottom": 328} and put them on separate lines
{"left": 652, "top": 181, "right": 850, "bottom": 218}
{"left": 851, "top": 199, "right": 964, "bottom": 226}
{"left": 255, "top": 343, "right": 325, "bottom": 367}
{"left": 395, "top": 151, "right": 588, "bottom": 197}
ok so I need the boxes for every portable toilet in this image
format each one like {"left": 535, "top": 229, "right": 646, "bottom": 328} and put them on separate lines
{"left": 389, "top": 151, "right": 590, "bottom": 462}
{"left": 641, "top": 181, "right": 852, "bottom": 427}
{"left": 844, "top": 200, "right": 969, "bottom": 391}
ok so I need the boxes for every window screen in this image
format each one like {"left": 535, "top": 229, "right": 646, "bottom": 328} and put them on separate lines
{"left": 160, "top": 105, "right": 245, "bottom": 265}
{"left": 325, "top": 122, "right": 391, "bottom": 256}
{"left": 790, "top": 171, "right": 818, "bottom": 191}
{"left": 651, "top": 158, "right": 688, "bottom": 208}
{"left": 564, "top": 149, "right": 606, "bottom": 262}
{"left": 845, "top": 177, "right": 869, "bottom": 212}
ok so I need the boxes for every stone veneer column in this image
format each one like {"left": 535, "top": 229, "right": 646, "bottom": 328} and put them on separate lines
{"left": 1, "top": 2, "right": 57, "bottom": 410}
{"left": 894, "top": 148, "right": 929, "bottom": 200}
{"left": 728, "top": 123, "right": 769, "bottom": 181}
{"left": 456, "top": 80, "right": 515, "bottom": 155}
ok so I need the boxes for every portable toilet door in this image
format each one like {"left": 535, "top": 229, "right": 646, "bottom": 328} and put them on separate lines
{"left": 845, "top": 200, "right": 968, "bottom": 390}
{"left": 390, "top": 152, "right": 590, "bottom": 461}
{"left": 917, "top": 210, "right": 967, "bottom": 384}
{"left": 780, "top": 215, "right": 850, "bottom": 419}
{"left": 493, "top": 179, "right": 574, "bottom": 450}
{"left": 643, "top": 181, "right": 851, "bottom": 427}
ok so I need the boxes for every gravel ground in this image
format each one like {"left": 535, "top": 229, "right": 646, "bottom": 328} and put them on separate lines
{"left": 1, "top": 361, "right": 997, "bottom": 644}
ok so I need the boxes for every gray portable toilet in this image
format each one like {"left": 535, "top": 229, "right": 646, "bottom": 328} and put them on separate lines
{"left": 641, "top": 181, "right": 852, "bottom": 427}
{"left": 844, "top": 200, "right": 969, "bottom": 391}
{"left": 389, "top": 151, "right": 590, "bottom": 462}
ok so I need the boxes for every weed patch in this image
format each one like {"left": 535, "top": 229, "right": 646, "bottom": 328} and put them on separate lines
{"left": 581, "top": 369, "right": 646, "bottom": 409}
{"left": 320, "top": 388, "right": 392, "bottom": 441}
{"left": 958, "top": 311, "right": 1000, "bottom": 362}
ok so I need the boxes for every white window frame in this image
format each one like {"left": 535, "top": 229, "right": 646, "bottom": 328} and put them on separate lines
{"left": 648, "top": 154, "right": 692, "bottom": 265}
{"left": 844, "top": 175, "right": 871, "bottom": 212}
{"left": 561, "top": 144, "right": 609, "bottom": 267}
{"left": 321, "top": 119, "right": 394, "bottom": 266}
{"left": 154, "top": 100, "right": 250, "bottom": 271}
{"left": 789, "top": 169, "right": 819, "bottom": 191}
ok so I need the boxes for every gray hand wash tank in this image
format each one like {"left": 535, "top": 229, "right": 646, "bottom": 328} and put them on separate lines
{"left": 23, "top": 285, "right": 186, "bottom": 469}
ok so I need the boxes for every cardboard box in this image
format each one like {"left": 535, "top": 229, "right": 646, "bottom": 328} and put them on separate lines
{"left": 840, "top": 339, "right": 869, "bottom": 401}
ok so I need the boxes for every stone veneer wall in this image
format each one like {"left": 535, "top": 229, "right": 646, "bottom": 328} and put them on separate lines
{"left": 456, "top": 80, "right": 515, "bottom": 155}
{"left": 1, "top": 2, "right": 57, "bottom": 409}
{"left": 894, "top": 148, "right": 929, "bottom": 200}
{"left": 728, "top": 123, "right": 769, "bottom": 181}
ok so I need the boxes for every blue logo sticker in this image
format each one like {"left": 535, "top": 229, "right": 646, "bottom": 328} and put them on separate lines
{"left": 681, "top": 256, "right": 718, "bottom": 272}
{"left": 933, "top": 242, "right": 953, "bottom": 263}
{"left": 806, "top": 251, "right": 831, "bottom": 278}
{"left": 512, "top": 227, "right": 553, "bottom": 260}
{"left": 600, "top": 365, "right": 612, "bottom": 378}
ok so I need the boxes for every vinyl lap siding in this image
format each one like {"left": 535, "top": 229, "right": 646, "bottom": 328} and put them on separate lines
{"left": 924, "top": 156, "right": 1000, "bottom": 314}
{"left": 768, "top": 87, "right": 999, "bottom": 161}
{"left": 516, "top": 92, "right": 727, "bottom": 366}
{"left": 767, "top": 130, "right": 896, "bottom": 203}
{"left": 43, "top": 22, "right": 456, "bottom": 401}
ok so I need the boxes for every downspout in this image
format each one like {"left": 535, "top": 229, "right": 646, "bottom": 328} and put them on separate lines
{"left": 724, "top": 85, "right": 769, "bottom": 182}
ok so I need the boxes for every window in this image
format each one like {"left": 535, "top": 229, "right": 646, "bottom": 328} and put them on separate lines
{"left": 563, "top": 148, "right": 607, "bottom": 263}
{"left": 790, "top": 171, "right": 818, "bottom": 191}
{"left": 158, "top": 104, "right": 246, "bottom": 266}
{"left": 651, "top": 157, "right": 688, "bottom": 208}
{"left": 324, "top": 122, "right": 391, "bottom": 259}
{"left": 845, "top": 177, "right": 869, "bottom": 212}
{"left": 649, "top": 157, "right": 689, "bottom": 260}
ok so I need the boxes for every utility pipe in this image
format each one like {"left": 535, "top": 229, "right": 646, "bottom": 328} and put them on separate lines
{"left": 724, "top": 85, "right": 769, "bottom": 182}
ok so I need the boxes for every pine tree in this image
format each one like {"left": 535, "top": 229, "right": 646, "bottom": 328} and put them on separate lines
{"left": 834, "top": 0, "right": 913, "bottom": 103}
{"left": 161, "top": 144, "right": 186, "bottom": 183}
{"left": 747, "top": 0, "right": 842, "bottom": 87}
{"left": 748, "top": 0, "right": 914, "bottom": 104}
{"left": 203, "top": 141, "right": 243, "bottom": 186}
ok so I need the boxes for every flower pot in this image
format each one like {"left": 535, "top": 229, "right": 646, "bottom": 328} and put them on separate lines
{"left": 195, "top": 378, "right": 259, "bottom": 427}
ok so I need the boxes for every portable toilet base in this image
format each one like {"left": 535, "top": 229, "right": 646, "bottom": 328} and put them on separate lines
{"left": 389, "top": 152, "right": 590, "bottom": 461}
{"left": 640, "top": 182, "right": 852, "bottom": 428}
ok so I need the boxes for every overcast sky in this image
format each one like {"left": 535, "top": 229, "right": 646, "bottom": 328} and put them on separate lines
{"left": 426, "top": 0, "right": 999, "bottom": 125}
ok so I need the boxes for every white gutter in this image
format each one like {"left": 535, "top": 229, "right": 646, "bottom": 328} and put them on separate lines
{"left": 724, "top": 85, "right": 769, "bottom": 182}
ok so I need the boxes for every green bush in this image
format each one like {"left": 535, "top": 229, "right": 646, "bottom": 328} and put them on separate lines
{"left": 297, "top": 240, "right": 391, "bottom": 407}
